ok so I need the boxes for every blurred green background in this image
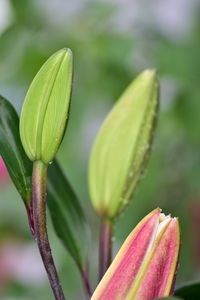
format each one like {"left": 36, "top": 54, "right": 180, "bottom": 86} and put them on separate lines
{"left": 0, "top": 0, "right": 200, "bottom": 299}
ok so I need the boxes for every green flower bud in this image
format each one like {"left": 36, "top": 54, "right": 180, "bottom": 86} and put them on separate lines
{"left": 89, "top": 70, "right": 159, "bottom": 219}
{"left": 20, "top": 48, "right": 73, "bottom": 164}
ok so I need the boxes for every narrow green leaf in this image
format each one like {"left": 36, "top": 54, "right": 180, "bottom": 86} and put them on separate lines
{"left": 47, "top": 161, "right": 89, "bottom": 268}
{"left": 0, "top": 96, "right": 88, "bottom": 267}
{"left": 174, "top": 282, "right": 200, "bottom": 299}
{"left": 0, "top": 95, "right": 32, "bottom": 204}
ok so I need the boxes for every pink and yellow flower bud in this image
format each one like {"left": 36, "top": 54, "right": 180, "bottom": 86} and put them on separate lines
{"left": 91, "top": 208, "right": 180, "bottom": 300}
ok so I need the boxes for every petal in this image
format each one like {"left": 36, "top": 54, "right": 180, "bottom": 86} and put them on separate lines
{"left": 133, "top": 218, "right": 180, "bottom": 300}
{"left": 91, "top": 209, "right": 161, "bottom": 300}
{"left": 91, "top": 210, "right": 180, "bottom": 300}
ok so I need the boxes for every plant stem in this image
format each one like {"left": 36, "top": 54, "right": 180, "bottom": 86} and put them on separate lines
{"left": 78, "top": 265, "right": 92, "bottom": 300}
{"left": 99, "top": 218, "right": 113, "bottom": 281}
{"left": 32, "top": 160, "right": 65, "bottom": 300}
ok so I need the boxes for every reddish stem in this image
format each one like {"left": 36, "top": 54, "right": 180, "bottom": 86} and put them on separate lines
{"left": 99, "top": 218, "right": 113, "bottom": 281}
{"left": 32, "top": 160, "right": 65, "bottom": 300}
{"left": 78, "top": 264, "right": 92, "bottom": 300}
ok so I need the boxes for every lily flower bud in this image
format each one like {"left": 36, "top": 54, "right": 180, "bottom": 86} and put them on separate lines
{"left": 89, "top": 70, "right": 159, "bottom": 219}
{"left": 91, "top": 208, "right": 180, "bottom": 300}
{"left": 20, "top": 48, "right": 73, "bottom": 164}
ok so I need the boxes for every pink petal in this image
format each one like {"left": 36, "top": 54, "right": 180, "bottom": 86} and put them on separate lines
{"left": 92, "top": 209, "right": 161, "bottom": 300}
{"left": 92, "top": 209, "right": 180, "bottom": 300}
{"left": 134, "top": 218, "right": 180, "bottom": 299}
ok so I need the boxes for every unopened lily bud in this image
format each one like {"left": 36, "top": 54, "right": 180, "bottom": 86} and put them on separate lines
{"left": 89, "top": 70, "right": 159, "bottom": 218}
{"left": 91, "top": 208, "right": 180, "bottom": 300}
{"left": 20, "top": 48, "right": 73, "bottom": 164}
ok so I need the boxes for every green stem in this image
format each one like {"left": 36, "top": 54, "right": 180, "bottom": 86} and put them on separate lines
{"left": 32, "top": 160, "right": 65, "bottom": 300}
{"left": 99, "top": 218, "right": 113, "bottom": 281}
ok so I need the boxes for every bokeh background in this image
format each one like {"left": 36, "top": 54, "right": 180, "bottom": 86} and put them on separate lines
{"left": 0, "top": 0, "right": 200, "bottom": 299}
